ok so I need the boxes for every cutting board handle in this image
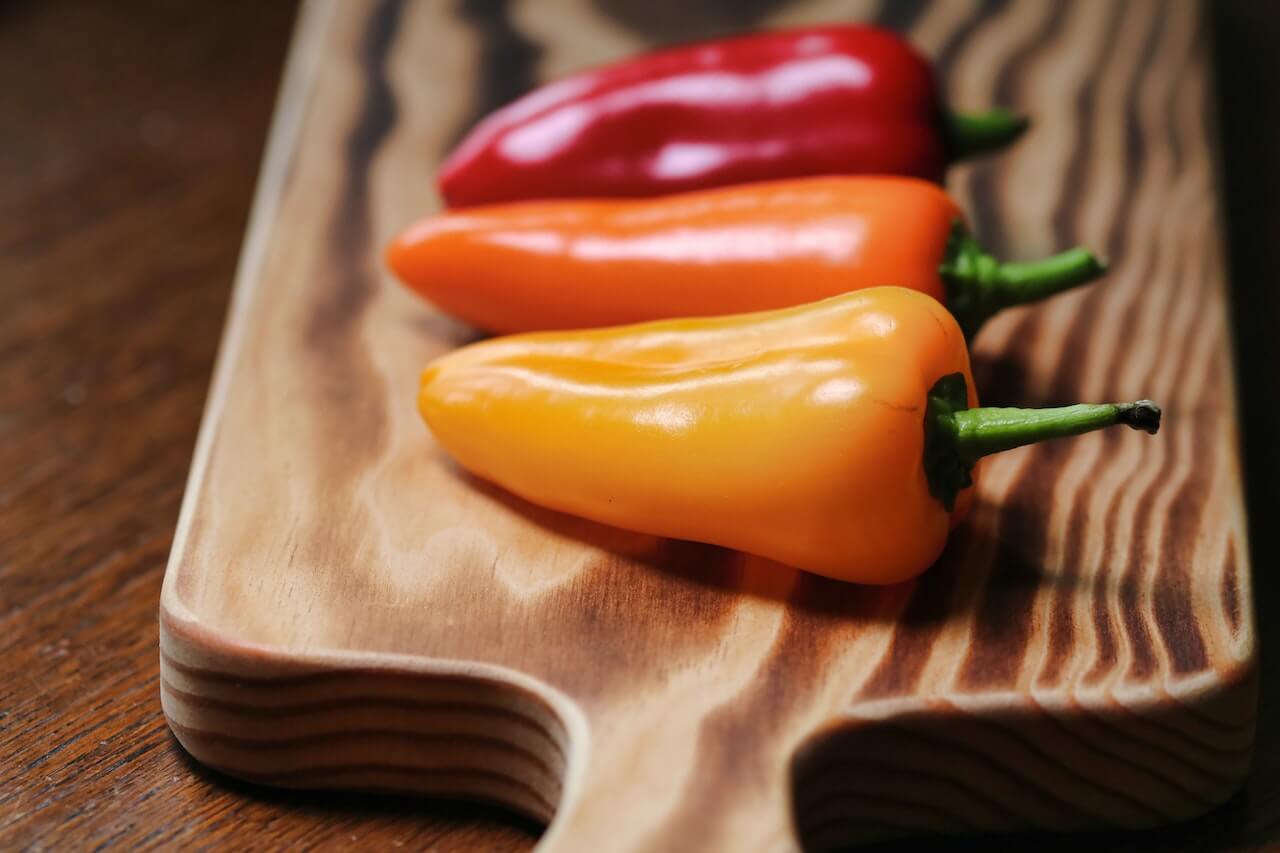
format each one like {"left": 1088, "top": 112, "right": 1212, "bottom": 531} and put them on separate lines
{"left": 162, "top": 605, "right": 806, "bottom": 851}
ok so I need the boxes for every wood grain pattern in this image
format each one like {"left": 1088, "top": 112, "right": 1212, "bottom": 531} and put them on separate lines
{"left": 155, "top": 0, "right": 1254, "bottom": 849}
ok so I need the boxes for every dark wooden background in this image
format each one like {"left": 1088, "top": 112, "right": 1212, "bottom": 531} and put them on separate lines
{"left": 1, "top": 1, "right": 1277, "bottom": 849}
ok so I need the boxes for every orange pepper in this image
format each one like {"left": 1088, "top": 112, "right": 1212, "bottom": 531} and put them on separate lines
{"left": 388, "top": 176, "right": 1104, "bottom": 338}
{"left": 419, "top": 288, "right": 1160, "bottom": 584}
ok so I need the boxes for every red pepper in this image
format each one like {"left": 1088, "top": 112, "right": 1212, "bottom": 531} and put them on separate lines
{"left": 439, "top": 25, "right": 1026, "bottom": 208}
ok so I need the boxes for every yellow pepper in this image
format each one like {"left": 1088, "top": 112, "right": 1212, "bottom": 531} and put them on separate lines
{"left": 419, "top": 288, "right": 1160, "bottom": 584}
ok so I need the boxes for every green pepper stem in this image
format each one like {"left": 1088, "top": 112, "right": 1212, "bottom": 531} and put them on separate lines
{"left": 948, "top": 400, "right": 1162, "bottom": 462}
{"left": 939, "top": 222, "right": 1107, "bottom": 340}
{"left": 922, "top": 374, "right": 1161, "bottom": 511}
{"left": 996, "top": 247, "right": 1107, "bottom": 304}
{"left": 943, "top": 108, "right": 1029, "bottom": 161}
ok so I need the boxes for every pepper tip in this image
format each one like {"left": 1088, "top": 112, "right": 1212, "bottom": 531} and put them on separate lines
{"left": 1118, "top": 400, "right": 1162, "bottom": 434}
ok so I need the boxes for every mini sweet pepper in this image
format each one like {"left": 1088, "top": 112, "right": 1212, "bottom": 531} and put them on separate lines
{"left": 388, "top": 176, "right": 1104, "bottom": 339}
{"left": 418, "top": 288, "right": 1160, "bottom": 584}
{"left": 439, "top": 24, "right": 1026, "bottom": 206}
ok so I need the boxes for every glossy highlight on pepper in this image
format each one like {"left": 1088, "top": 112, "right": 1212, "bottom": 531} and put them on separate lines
{"left": 389, "top": 176, "right": 1105, "bottom": 338}
{"left": 439, "top": 24, "right": 1027, "bottom": 206}
{"left": 419, "top": 288, "right": 1160, "bottom": 585}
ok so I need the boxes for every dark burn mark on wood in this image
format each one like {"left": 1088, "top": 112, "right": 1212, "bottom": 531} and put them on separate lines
{"left": 875, "top": 0, "right": 930, "bottom": 35}
{"left": 1222, "top": 541, "right": 1241, "bottom": 633}
{"left": 932, "top": 0, "right": 1007, "bottom": 82}
{"left": 1161, "top": 4, "right": 1193, "bottom": 177}
{"left": 1037, "top": 577, "right": 1075, "bottom": 685}
{"left": 642, "top": 574, "right": 884, "bottom": 850}
{"left": 1116, "top": 501, "right": 1158, "bottom": 679}
{"left": 307, "top": 0, "right": 403, "bottom": 355}
{"left": 1154, "top": 581, "right": 1211, "bottom": 675}
{"left": 449, "top": 0, "right": 541, "bottom": 152}
{"left": 1145, "top": 358, "right": 1218, "bottom": 681}
{"left": 1037, "top": 498, "right": 1092, "bottom": 687}
{"left": 348, "top": 3, "right": 403, "bottom": 201}
{"left": 1153, "top": 412, "right": 1213, "bottom": 674}
{"left": 1083, "top": 576, "right": 1118, "bottom": 686}
{"left": 858, "top": 529, "right": 973, "bottom": 699}
{"left": 1119, "top": 508, "right": 1166, "bottom": 679}
{"left": 958, "top": 446, "right": 1066, "bottom": 689}
{"left": 590, "top": 0, "right": 789, "bottom": 44}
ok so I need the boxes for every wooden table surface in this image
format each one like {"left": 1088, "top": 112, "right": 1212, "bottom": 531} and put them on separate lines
{"left": 2, "top": 1, "right": 1277, "bottom": 849}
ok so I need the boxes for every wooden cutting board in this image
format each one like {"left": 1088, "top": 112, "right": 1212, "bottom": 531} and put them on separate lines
{"left": 159, "top": 0, "right": 1257, "bottom": 849}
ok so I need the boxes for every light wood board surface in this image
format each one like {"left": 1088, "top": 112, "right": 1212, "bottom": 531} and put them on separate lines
{"left": 159, "top": 1, "right": 1256, "bottom": 849}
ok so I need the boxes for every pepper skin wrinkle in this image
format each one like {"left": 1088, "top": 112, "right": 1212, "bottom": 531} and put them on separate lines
{"left": 389, "top": 176, "right": 1103, "bottom": 337}
{"left": 420, "top": 288, "right": 976, "bottom": 585}
{"left": 438, "top": 24, "right": 1026, "bottom": 206}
